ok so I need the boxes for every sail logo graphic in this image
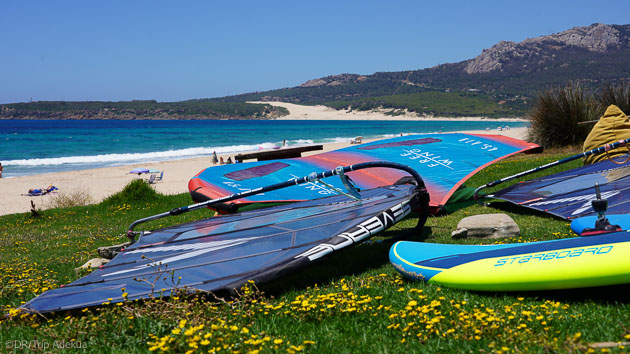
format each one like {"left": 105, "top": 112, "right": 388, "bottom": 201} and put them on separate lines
{"left": 295, "top": 201, "right": 411, "bottom": 261}
{"left": 494, "top": 245, "right": 613, "bottom": 266}
{"left": 526, "top": 190, "right": 620, "bottom": 215}
{"left": 458, "top": 137, "right": 499, "bottom": 152}
{"left": 400, "top": 149, "right": 454, "bottom": 169}
{"left": 221, "top": 181, "right": 264, "bottom": 195}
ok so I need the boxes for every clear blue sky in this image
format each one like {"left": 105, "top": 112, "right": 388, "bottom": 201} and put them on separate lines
{"left": 1, "top": 0, "right": 628, "bottom": 103}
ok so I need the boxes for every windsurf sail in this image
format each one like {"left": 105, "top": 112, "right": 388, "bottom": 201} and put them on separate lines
{"left": 189, "top": 133, "right": 539, "bottom": 214}
{"left": 488, "top": 154, "right": 630, "bottom": 219}
{"left": 474, "top": 137, "right": 630, "bottom": 199}
{"left": 20, "top": 162, "right": 429, "bottom": 314}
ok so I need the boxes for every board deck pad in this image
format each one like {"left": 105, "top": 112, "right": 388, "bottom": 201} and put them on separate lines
{"left": 189, "top": 134, "right": 539, "bottom": 213}
{"left": 570, "top": 214, "right": 630, "bottom": 235}
{"left": 390, "top": 231, "right": 630, "bottom": 291}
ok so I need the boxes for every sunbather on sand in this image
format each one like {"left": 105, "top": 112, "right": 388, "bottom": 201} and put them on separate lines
{"left": 24, "top": 185, "right": 58, "bottom": 196}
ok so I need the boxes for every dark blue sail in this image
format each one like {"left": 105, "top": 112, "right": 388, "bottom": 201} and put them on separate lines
{"left": 21, "top": 183, "right": 425, "bottom": 314}
{"left": 490, "top": 155, "right": 630, "bottom": 219}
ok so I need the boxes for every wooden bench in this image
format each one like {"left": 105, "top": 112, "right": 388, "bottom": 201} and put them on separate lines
{"left": 234, "top": 145, "right": 323, "bottom": 163}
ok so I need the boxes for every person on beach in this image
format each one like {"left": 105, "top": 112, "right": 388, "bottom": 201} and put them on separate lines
{"left": 212, "top": 151, "right": 218, "bottom": 165}
{"left": 219, "top": 157, "right": 224, "bottom": 164}
{"left": 0, "top": 162, "right": 3, "bottom": 178}
{"left": 226, "top": 157, "right": 233, "bottom": 164}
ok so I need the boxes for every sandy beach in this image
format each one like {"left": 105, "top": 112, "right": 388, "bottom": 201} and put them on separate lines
{"left": 257, "top": 101, "right": 529, "bottom": 122}
{"left": 0, "top": 103, "right": 530, "bottom": 217}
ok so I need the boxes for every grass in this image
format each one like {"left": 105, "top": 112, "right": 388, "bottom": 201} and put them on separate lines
{"left": 2, "top": 149, "right": 630, "bottom": 353}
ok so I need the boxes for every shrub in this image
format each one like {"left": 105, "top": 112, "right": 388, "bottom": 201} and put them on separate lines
{"left": 527, "top": 83, "right": 600, "bottom": 147}
{"left": 47, "top": 187, "right": 94, "bottom": 208}
{"left": 598, "top": 82, "right": 630, "bottom": 115}
{"left": 101, "top": 179, "right": 159, "bottom": 207}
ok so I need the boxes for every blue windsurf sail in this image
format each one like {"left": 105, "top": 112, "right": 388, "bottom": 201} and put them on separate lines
{"left": 20, "top": 162, "right": 429, "bottom": 314}
{"left": 489, "top": 155, "right": 630, "bottom": 219}
{"left": 189, "top": 133, "right": 540, "bottom": 214}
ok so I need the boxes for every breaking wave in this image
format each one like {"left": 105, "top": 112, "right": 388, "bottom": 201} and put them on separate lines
{"left": 3, "top": 143, "right": 281, "bottom": 167}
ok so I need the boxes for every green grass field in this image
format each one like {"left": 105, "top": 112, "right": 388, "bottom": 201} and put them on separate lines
{"left": 1, "top": 149, "right": 629, "bottom": 353}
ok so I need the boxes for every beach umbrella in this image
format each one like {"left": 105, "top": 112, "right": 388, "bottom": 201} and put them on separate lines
{"left": 129, "top": 168, "right": 149, "bottom": 175}
{"left": 148, "top": 169, "right": 161, "bottom": 174}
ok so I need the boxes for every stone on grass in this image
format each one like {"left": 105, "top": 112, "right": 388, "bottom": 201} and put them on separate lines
{"left": 98, "top": 242, "right": 132, "bottom": 259}
{"left": 452, "top": 213, "right": 520, "bottom": 239}
{"left": 75, "top": 258, "right": 110, "bottom": 271}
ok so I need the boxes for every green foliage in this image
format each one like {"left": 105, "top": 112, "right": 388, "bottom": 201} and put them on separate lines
{"left": 326, "top": 91, "right": 520, "bottom": 118}
{"left": 0, "top": 100, "right": 288, "bottom": 120}
{"left": 598, "top": 81, "right": 630, "bottom": 114}
{"left": 101, "top": 179, "right": 160, "bottom": 207}
{"left": 527, "top": 83, "right": 601, "bottom": 147}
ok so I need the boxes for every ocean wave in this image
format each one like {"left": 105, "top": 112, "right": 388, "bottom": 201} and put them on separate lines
{"left": 288, "top": 139, "right": 315, "bottom": 145}
{"left": 3, "top": 143, "right": 279, "bottom": 167}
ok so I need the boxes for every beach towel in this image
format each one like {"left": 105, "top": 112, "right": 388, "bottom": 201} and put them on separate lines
{"left": 26, "top": 189, "right": 44, "bottom": 196}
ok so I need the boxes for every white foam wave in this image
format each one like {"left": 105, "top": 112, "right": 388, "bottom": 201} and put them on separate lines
{"left": 321, "top": 137, "right": 354, "bottom": 143}
{"left": 3, "top": 143, "right": 278, "bottom": 167}
{"left": 2, "top": 133, "right": 433, "bottom": 168}
{"left": 318, "top": 134, "right": 400, "bottom": 143}
{"left": 289, "top": 139, "right": 315, "bottom": 145}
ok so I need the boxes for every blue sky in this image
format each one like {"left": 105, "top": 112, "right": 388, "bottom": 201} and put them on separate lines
{"left": 1, "top": 1, "right": 629, "bottom": 103}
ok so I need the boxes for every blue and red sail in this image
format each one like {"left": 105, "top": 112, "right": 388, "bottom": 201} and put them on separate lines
{"left": 189, "top": 133, "right": 539, "bottom": 214}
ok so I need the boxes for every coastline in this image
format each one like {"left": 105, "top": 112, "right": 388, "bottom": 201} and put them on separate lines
{"left": 253, "top": 101, "right": 530, "bottom": 122}
{"left": 0, "top": 127, "right": 529, "bottom": 216}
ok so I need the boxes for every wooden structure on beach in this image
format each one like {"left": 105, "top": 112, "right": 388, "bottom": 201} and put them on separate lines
{"left": 234, "top": 145, "right": 323, "bottom": 163}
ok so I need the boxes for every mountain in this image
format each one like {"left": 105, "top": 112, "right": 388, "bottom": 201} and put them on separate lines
{"left": 214, "top": 23, "right": 630, "bottom": 115}
{"left": 464, "top": 23, "right": 628, "bottom": 74}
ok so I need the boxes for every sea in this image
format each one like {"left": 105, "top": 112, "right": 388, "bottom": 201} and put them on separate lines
{"left": 0, "top": 119, "right": 529, "bottom": 178}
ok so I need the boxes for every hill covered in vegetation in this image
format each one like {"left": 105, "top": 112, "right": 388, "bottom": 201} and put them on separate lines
{"left": 0, "top": 100, "right": 288, "bottom": 120}
{"left": 215, "top": 23, "right": 630, "bottom": 117}
{"left": 326, "top": 91, "right": 523, "bottom": 118}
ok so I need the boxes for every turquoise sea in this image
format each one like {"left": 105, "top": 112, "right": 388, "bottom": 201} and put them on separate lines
{"left": 0, "top": 119, "right": 528, "bottom": 178}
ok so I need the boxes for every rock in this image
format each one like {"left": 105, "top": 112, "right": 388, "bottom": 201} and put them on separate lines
{"left": 451, "top": 228, "right": 469, "bottom": 238}
{"left": 299, "top": 74, "right": 363, "bottom": 88}
{"left": 300, "top": 78, "right": 327, "bottom": 87}
{"left": 465, "top": 23, "right": 622, "bottom": 74}
{"left": 75, "top": 258, "right": 110, "bottom": 271}
{"left": 452, "top": 213, "right": 520, "bottom": 239}
{"left": 98, "top": 242, "right": 131, "bottom": 259}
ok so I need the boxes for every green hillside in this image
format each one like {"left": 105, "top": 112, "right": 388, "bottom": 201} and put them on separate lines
{"left": 0, "top": 100, "right": 288, "bottom": 120}
{"left": 326, "top": 91, "right": 527, "bottom": 118}
{"left": 213, "top": 24, "right": 630, "bottom": 117}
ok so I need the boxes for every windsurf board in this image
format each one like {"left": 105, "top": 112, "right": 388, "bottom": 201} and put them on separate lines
{"left": 390, "top": 231, "right": 630, "bottom": 291}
